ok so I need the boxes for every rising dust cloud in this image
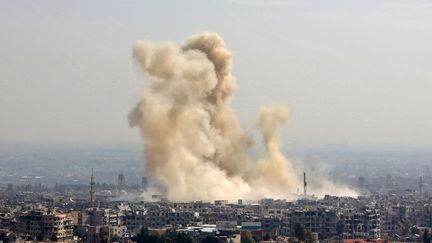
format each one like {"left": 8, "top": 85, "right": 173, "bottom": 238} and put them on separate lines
{"left": 129, "top": 32, "right": 357, "bottom": 201}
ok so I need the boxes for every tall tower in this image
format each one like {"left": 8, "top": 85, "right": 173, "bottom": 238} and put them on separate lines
{"left": 419, "top": 176, "right": 424, "bottom": 197}
{"left": 90, "top": 168, "right": 95, "bottom": 203}
{"left": 118, "top": 173, "right": 125, "bottom": 192}
{"left": 303, "top": 172, "right": 307, "bottom": 196}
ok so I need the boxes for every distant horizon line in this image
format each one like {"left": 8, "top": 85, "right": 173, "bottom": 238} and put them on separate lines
{"left": 1, "top": 141, "right": 432, "bottom": 153}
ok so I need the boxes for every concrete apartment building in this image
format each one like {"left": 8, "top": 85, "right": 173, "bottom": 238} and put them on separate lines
{"left": 122, "top": 207, "right": 195, "bottom": 233}
{"left": 341, "top": 207, "right": 381, "bottom": 239}
{"left": 282, "top": 208, "right": 339, "bottom": 239}
{"left": 17, "top": 210, "right": 73, "bottom": 241}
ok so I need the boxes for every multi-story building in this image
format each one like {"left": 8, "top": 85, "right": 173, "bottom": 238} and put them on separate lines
{"left": 17, "top": 210, "right": 73, "bottom": 241}
{"left": 341, "top": 206, "right": 380, "bottom": 239}
{"left": 122, "top": 207, "right": 195, "bottom": 233}
{"left": 282, "top": 208, "right": 339, "bottom": 240}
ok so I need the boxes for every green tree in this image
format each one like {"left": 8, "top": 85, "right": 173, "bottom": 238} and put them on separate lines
{"left": 411, "top": 226, "right": 421, "bottom": 235}
{"left": 50, "top": 233, "right": 58, "bottom": 242}
{"left": 0, "top": 232, "right": 9, "bottom": 243}
{"left": 293, "top": 222, "right": 315, "bottom": 243}
{"left": 36, "top": 233, "right": 44, "bottom": 241}
{"left": 399, "top": 220, "right": 412, "bottom": 236}
{"left": 263, "top": 232, "right": 271, "bottom": 241}
{"left": 336, "top": 220, "right": 345, "bottom": 236}
{"left": 293, "top": 222, "right": 306, "bottom": 241}
{"left": 132, "top": 229, "right": 198, "bottom": 243}
{"left": 201, "top": 235, "right": 219, "bottom": 243}
{"left": 111, "top": 234, "right": 121, "bottom": 242}
{"left": 423, "top": 229, "right": 431, "bottom": 243}
{"left": 132, "top": 228, "right": 157, "bottom": 243}
{"left": 159, "top": 235, "right": 169, "bottom": 243}
{"left": 304, "top": 230, "right": 315, "bottom": 243}
{"left": 241, "top": 231, "right": 255, "bottom": 243}
{"left": 172, "top": 232, "right": 194, "bottom": 243}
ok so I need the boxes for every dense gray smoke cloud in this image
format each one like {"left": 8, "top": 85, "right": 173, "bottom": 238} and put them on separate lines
{"left": 130, "top": 32, "right": 357, "bottom": 201}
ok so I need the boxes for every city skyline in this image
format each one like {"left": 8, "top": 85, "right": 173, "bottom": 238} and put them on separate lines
{"left": 1, "top": 1, "right": 432, "bottom": 242}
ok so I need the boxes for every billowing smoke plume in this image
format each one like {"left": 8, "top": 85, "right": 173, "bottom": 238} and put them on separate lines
{"left": 130, "top": 32, "right": 356, "bottom": 201}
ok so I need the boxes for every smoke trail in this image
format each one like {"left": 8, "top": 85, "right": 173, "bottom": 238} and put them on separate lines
{"left": 251, "top": 105, "right": 300, "bottom": 191}
{"left": 130, "top": 32, "right": 354, "bottom": 201}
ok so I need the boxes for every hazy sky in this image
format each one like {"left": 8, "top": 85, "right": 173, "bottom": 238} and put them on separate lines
{"left": 1, "top": 0, "right": 431, "bottom": 149}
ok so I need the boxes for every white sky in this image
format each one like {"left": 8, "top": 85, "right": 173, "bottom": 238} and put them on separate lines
{"left": 0, "top": 0, "right": 431, "bottom": 149}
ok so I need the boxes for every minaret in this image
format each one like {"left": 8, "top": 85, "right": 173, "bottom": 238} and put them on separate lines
{"left": 90, "top": 168, "right": 95, "bottom": 204}
{"left": 304, "top": 172, "right": 307, "bottom": 196}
